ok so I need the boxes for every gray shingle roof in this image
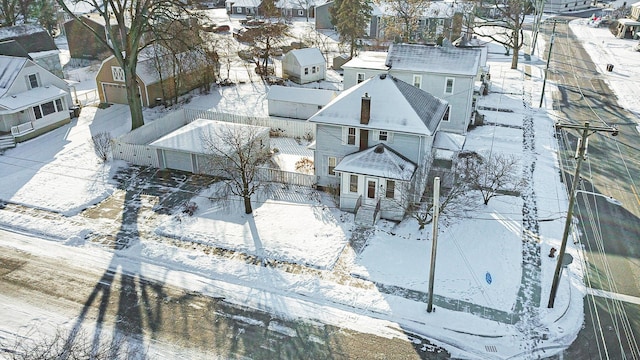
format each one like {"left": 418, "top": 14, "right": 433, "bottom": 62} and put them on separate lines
{"left": 309, "top": 73, "right": 448, "bottom": 136}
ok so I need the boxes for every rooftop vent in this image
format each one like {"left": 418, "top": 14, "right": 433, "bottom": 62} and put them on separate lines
{"left": 379, "top": 73, "right": 387, "bottom": 79}
{"left": 374, "top": 144, "right": 384, "bottom": 153}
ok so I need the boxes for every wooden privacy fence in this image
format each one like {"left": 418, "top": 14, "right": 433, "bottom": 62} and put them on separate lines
{"left": 257, "top": 167, "right": 316, "bottom": 187}
{"left": 184, "top": 108, "right": 315, "bottom": 139}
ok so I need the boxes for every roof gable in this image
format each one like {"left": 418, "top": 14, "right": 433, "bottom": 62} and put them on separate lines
{"left": 0, "top": 55, "right": 28, "bottom": 97}
{"left": 334, "top": 143, "right": 416, "bottom": 180}
{"left": 287, "top": 48, "right": 325, "bottom": 66}
{"left": 386, "top": 43, "right": 481, "bottom": 76}
{"left": 309, "top": 73, "right": 447, "bottom": 135}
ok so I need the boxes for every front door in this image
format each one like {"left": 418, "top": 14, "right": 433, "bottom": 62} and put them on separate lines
{"left": 365, "top": 177, "right": 378, "bottom": 206}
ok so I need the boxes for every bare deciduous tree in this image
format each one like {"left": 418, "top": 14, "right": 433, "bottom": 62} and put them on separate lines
{"left": 56, "top": 0, "right": 195, "bottom": 130}
{"left": 91, "top": 132, "right": 112, "bottom": 162}
{"left": 459, "top": 150, "right": 523, "bottom": 205}
{"left": 242, "top": 22, "right": 290, "bottom": 77}
{"left": 200, "top": 122, "right": 272, "bottom": 214}
{"left": 0, "top": 327, "right": 147, "bottom": 360}
{"left": 378, "top": 0, "right": 430, "bottom": 43}
{"left": 474, "top": 0, "right": 532, "bottom": 69}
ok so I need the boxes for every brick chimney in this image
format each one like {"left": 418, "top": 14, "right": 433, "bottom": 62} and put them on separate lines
{"left": 360, "top": 93, "right": 370, "bottom": 125}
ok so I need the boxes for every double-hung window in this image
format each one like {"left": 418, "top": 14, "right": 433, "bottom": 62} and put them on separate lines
{"left": 346, "top": 127, "right": 356, "bottom": 145}
{"left": 357, "top": 73, "right": 365, "bottom": 84}
{"left": 28, "top": 74, "right": 39, "bottom": 89}
{"left": 385, "top": 180, "right": 395, "bottom": 199}
{"left": 412, "top": 74, "right": 422, "bottom": 88}
{"left": 349, "top": 174, "right": 358, "bottom": 192}
{"left": 328, "top": 156, "right": 337, "bottom": 176}
{"left": 445, "top": 78, "right": 454, "bottom": 94}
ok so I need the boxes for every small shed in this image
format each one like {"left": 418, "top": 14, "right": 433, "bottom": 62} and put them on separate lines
{"left": 150, "top": 119, "right": 270, "bottom": 175}
{"left": 282, "top": 48, "right": 326, "bottom": 84}
{"left": 267, "top": 85, "right": 336, "bottom": 120}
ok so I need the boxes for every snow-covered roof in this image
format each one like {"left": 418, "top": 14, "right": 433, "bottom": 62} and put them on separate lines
{"left": 617, "top": 18, "right": 640, "bottom": 25}
{"left": 0, "top": 86, "right": 68, "bottom": 113}
{"left": 266, "top": 86, "right": 336, "bottom": 105}
{"left": 0, "top": 56, "right": 27, "bottom": 98}
{"left": 433, "top": 131, "right": 466, "bottom": 151}
{"left": 334, "top": 143, "right": 416, "bottom": 181}
{"left": 228, "top": 0, "right": 260, "bottom": 7}
{"left": 286, "top": 48, "right": 325, "bottom": 66}
{"left": 386, "top": 44, "right": 481, "bottom": 77}
{"left": 276, "top": 0, "right": 325, "bottom": 9}
{"left": 0, "top": 24, "right": 57, "bottom": 53}
{"left": 341, "top": 51, "right": 389, "bottom": 70}
{"left": 375, "top": 0, "right": 474, "bottom": 18}
{"left": 308, "top": 73, "right": 447, "bottom": 136}
{"left": 149, "top": 119, "right": 269, "bottom": 155}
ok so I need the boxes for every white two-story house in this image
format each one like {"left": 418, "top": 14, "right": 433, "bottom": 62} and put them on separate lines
{"left": 308, "top": 73, "right": 448, "bottom": 223}
{"left": 343, "top": 44, "right": 481, "bottom": 135}
{"left": 0, "top": 55, "right": 72, "bottom": 143}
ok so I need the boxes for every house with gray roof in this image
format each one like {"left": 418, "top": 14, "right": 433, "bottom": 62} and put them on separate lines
{"left": 0, "top": 24, "right": 62, "bottom": 78}
{"left": 0, "top": 55, "right": 72, "bottom": 145}
{"left": 308, "top": 73, "right": 448, "bottom": 223}
{"left": 342, "top": 43, "right": 482, "bottom": 134}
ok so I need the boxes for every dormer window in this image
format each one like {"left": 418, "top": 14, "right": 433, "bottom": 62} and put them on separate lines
{"left": 28, "top": 74, "right": 39, "bottom": 89}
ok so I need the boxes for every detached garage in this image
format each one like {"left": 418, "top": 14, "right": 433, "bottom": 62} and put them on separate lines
{"left": 266, "top": 85, "right": 336, "bottom": 120}
{"left": 149, "top": 119, "right": 270, "bottom": 175}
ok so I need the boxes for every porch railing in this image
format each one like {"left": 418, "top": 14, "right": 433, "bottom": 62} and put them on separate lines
{"left": 11, "top": 122, "right": 34, "bottom": 136}
{"left": 354, "top": 195, "right": 362, "bottom": 214}
{"left": 373, "top": 198, "right": 381, "bottom": 223}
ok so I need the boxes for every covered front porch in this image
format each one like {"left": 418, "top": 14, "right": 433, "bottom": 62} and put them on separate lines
{"left": 334, "top": 144, "right": 416, "bottom": 225}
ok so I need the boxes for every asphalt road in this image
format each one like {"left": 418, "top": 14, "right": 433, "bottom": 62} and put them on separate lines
{"left": 0, "top": 229, "right": 449, "bottom": 359}
{"left": 536, "top": 17, "right": 640, "bottom": 359}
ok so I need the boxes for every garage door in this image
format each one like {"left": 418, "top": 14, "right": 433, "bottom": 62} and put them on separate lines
{"left": 163, "top": 150, "right": 194, "bottom": 172}
{"left": 103, "top": 83, "right": 128, "bottom": 104}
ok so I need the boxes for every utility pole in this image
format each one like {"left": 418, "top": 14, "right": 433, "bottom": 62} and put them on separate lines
{"left": 548, "top": 122, "right": 618, "bottom": 308}
{"left": 530, "top": 0, "right": 546, "bottom": 55}
{"left": 427, "top": 177, "right": 440, "bottom": 313}
{"left": 539, "top": 20, "right": 556, "bottom": 108}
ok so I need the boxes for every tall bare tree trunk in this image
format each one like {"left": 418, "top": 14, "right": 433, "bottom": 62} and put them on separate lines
{"left": 123, "top": 63, "right": 144, "bottom": 130}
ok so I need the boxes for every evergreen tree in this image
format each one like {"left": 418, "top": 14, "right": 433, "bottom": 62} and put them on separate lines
{"left": 33, "top": 0, "right": 56, "bottom": 34}
{"left": 330, "top": 0, "right": 372, "bottom": 57}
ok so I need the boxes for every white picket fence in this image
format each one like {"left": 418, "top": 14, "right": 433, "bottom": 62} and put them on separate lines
{"left": 112, "top": 108, "right": 317, "bottom": 187}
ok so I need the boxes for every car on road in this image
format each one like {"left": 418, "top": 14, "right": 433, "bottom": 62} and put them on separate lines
{"left": 213, "top": 25, "right": 230, "bottom": 33}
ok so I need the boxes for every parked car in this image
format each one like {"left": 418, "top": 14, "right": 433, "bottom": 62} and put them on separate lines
{"left": 238, "top": 50, "right": 253, "bottom": 61}
{"left": 265, "top": 76, "right": 285, "bottom": 85}
{"left": 217, "top": 78, "right": 234, "bottom": 87}
{"left": 213, "top": 25, "right": 230, "bottom": 33}
{"left": 201, "top": 23, "right": 217, "bottom": 32}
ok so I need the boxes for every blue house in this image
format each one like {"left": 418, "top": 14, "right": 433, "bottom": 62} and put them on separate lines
{"left": 308, "top": 73, "right": 448, "bottom": 222}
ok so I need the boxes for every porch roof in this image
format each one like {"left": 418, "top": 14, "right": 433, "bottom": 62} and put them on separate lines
{"left": 0, "top": 85, "right": 67, "bottom": 113}
{"left": 334, "top": 143, "right": 416, "bottom": 181}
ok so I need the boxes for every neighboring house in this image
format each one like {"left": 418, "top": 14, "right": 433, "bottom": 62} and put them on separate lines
{"left": 282, "top": 48, "right": 326, "bottom": 84}
{"left": 343, "top": 44, "right": 481, "bottom": 134}
{"left": 0, "top": 56, "right": 73, "bottom": 143}
{"left": 63, "top": 13, "right": 123, "bottom": 60}
{"left": 276, "top": 0, "right": 324, "bottom": 18}
{"left": 149, "top": 118, "right": 270, "bottom": 174}
{"left": 225, "top": 0, "right": 260, "bottom": 15}
{"left": 373, "top": 0, "right": 470, "bottom": 43}
{"left": 95, "top": 50, "right": 213, "bottom": 107}
{"left": 267, "top": 85, "right": 336, "bottom": 119}
{"left": 308, "top": 73, "right": 448, "bottom": 222}
{"left": 544, "top": 0, "right": 590, "bottom": 13}
{"left": 0, "top": 24, "right": 62, "bottom": 78}
{"left": 314, "top": 1, "right": 333, "bottom": 30}
{"left": 632, "top": 1, "right": 640, "bottom": 20}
